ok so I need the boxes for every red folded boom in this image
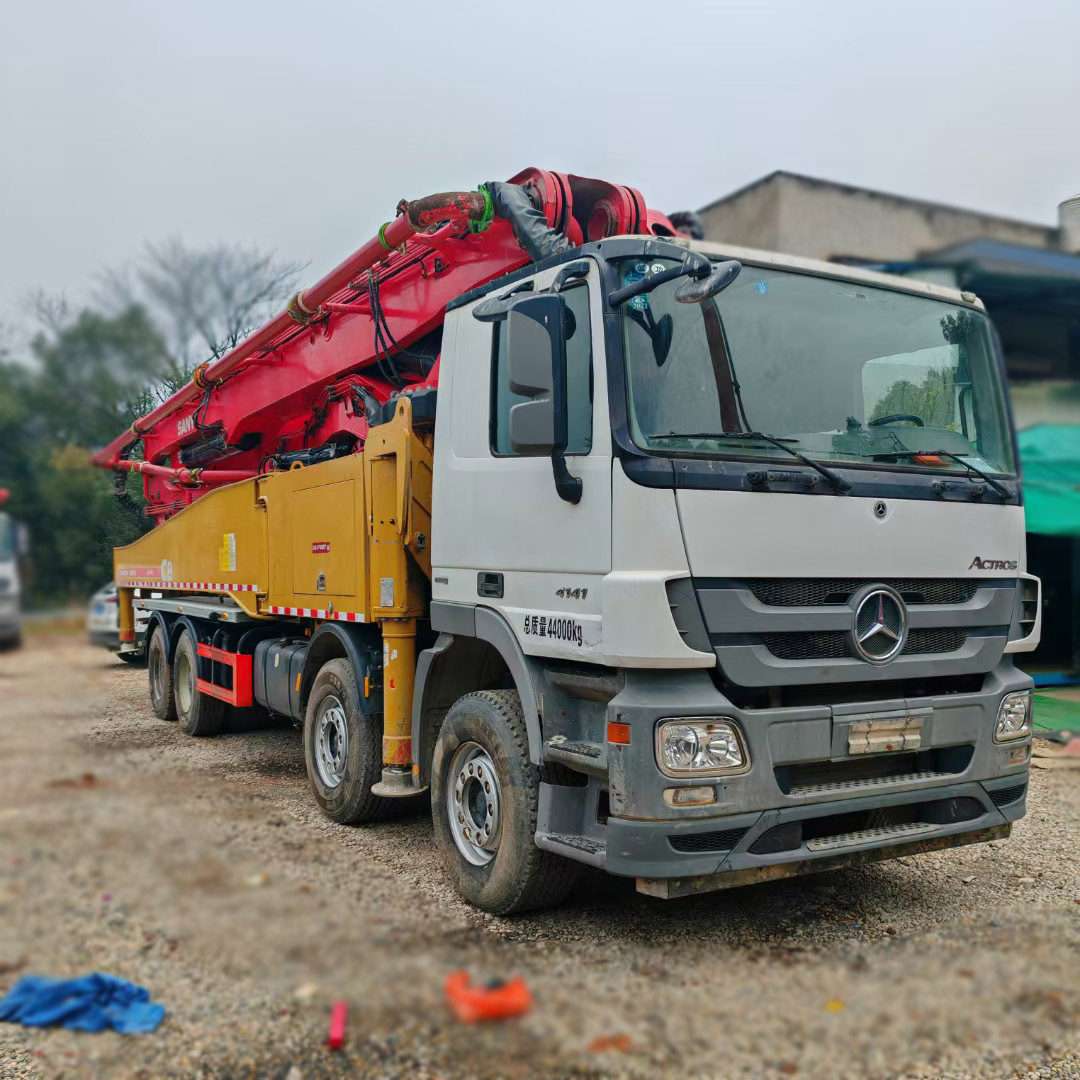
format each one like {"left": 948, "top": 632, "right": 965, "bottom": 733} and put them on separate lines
{"left": 92, "top": 168, "right": 679, "bottom": 520}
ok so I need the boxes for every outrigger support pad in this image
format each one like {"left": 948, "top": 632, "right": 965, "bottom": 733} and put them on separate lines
{"left": 371, "top": 764, "right": 426, "bottom": 798}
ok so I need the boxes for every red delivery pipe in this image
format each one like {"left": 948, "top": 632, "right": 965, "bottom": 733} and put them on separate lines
{"left": 114, "top": 460, "right": 257, "bottom": 486}
{"left": 91, "top": 192, "right": 487, "bottom": 469}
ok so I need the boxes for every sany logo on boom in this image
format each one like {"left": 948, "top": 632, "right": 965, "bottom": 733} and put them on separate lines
{"left": 177, "top": 415, "right": 196, "bottom": 437}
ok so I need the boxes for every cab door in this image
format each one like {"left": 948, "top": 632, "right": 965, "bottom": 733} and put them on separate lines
{"left": 432, "top": 260, "right": 610, "bottom": 661}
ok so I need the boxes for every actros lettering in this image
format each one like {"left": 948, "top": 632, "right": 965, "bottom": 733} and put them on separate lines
{"left": 968, "top": 556, "right": 1018, "bottom": 571}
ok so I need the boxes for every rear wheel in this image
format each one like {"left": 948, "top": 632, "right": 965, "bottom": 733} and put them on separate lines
{"left": 147, "top": 626, "right": 176, "bottom": 722}
{"left": 303, "top": 658, "right": 391, "bottom": 824}
{"left": 431, "top": 689, "right": 579, "bottom": 914}
{"left": 173, "top": 629, "right": 226, "bottom": 736}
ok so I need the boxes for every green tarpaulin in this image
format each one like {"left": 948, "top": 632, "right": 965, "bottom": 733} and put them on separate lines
{"left": 1019, "top": 424, "right": 1080, "bottom": 536}
{"left": 1033, "top": 693, "right": 1080, "bottom": 733}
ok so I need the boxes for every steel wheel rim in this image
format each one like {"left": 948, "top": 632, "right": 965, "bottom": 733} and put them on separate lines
{"left": 175, "top": 648, "right": 194, "bottom": 714}
{"left": 314, "top": 695, "right": 349, "bottom": 789}
{"left": 149, "top": 645, "right": 164, "bottom": 704}
{"left": 447, "top": 741, "right": 502, "bottom": 866}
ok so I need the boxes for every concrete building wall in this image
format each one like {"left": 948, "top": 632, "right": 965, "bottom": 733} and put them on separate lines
{"left": 699, "top": 172, "right": 1057, "bottom": 261}
{"left": 698, "top": 175, "right": 784, "bottom": 253}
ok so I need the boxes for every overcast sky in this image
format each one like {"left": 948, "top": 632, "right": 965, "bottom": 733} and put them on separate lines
{"left": 2, "top": 0, "right": 1078, "bottom": 335}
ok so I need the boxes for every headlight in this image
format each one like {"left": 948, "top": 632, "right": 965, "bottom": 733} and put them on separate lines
{"left": 656, "top": 718, "right": 748, "bottom": 777}
{"left": 995, "top": 691, "right": 1032, "bottom": 742}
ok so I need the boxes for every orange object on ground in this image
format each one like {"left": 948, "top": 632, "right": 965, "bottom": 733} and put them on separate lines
{"left": 444, "top": 971, "right": 532, "bottom": 1023}
{"left": 588, "top": 1033, "right": 632, "bottom": 1053}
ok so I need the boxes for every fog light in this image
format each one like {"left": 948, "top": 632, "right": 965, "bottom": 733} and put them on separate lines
{"left": 995, "top": 691, "right": 1032, "bottom": 742}
{"left": 664, "top": 785, "right": 717, "bottom": 807}
{"left": 1007, "top": 743, "right": 1030, "bottom": 766}
{"left": 656, "top": 718, "right": 748, "bottom": 777}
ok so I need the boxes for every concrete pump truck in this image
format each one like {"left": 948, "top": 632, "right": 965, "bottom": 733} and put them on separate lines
{"left": 93, "top": 168, "right": 1041, "bottom": 913}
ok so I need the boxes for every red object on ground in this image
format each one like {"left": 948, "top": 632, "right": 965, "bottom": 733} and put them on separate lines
{"left": 327, "top": 1000, "right": 347, "bottom": 1049}
{"left": 444, "top": 971, "right": 532, "bottom": 1023}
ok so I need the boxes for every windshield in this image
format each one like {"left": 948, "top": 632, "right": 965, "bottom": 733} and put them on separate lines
{"left": 0, "top": 514, "right": 13, "bottom": 562}
{"left": 620, "top": 258, "right": 1015, "bottom": 476}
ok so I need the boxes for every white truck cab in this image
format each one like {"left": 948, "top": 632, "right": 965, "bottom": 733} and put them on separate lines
{"left": 419, "top": 235, "right": 1040, "bottom": 899}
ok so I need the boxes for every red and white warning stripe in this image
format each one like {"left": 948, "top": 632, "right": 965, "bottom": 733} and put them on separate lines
{"left": 119, "top": 581, "right": 260, "bottom": 591}
{"left": 267, "top": 606, "right": 366, "bottom": 623}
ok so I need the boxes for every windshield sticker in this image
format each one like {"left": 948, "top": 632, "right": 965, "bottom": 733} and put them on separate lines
{"left": 755, "top": 280, "right": 769, "bottom": 295}
{"left": 650, "top": 263, "right": 666, "bottom": 275}
{"left": 629, "top": 294, "right": 650, "bottom": 311}
{"left": 634, "top": 262, "right": 649, "bottom": 274}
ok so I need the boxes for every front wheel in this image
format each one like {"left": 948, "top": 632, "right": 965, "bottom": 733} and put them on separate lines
{"left": 431, "top": 689, "right": 579, "bottom": 914}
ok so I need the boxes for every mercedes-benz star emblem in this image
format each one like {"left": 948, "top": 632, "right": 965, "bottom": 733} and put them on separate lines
{"left": 849, "top": 585, "right": 907, "bottom": 664}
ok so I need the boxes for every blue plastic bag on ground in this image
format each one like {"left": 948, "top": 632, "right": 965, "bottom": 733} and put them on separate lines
{"left": 0, "top": 973, "right": 165, "bottom": 1033}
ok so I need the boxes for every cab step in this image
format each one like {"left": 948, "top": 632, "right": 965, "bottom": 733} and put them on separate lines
{"left": 535, "top": 831, "right": 606, "bottom": 868}
{"left": 543, "top": 736, "right": 607, "bottom": 777}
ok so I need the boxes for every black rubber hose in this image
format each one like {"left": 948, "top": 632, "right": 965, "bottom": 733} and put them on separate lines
{"left": 487, "top": 181, "right": 574, "bottom": 263}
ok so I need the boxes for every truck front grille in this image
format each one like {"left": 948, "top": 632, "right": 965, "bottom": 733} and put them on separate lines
{"left": 748, "top": 578, "right": 978, "bottom": 608}
{"left": 762, "top": 627, "right": 968, "bottom": 661}
{"left": 776, "top": 745, "right": 974, "bottom": 796}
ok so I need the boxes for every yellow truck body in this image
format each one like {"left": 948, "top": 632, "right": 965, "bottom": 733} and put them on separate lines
{"left": 115, "top": 400, "right": 432, "bottom": 767}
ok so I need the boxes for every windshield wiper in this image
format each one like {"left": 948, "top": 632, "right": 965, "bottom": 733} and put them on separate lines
{"left": 867, "top": 447, "right": 1013, "bottom": 499}
{"left": 651, "top": 431, "right": 852, "bottom": 494}
{"left": 928, "top": 451, "right": 1013, "bottom": 499}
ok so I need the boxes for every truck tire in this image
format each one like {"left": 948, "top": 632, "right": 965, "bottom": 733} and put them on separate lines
{"left": 147, "top": 626, "right": 176, "bottom": 722}
{"left": 431, "top": 689, "right": 580, "bottom": 914}
{"left": 172, "top": 629, "right": 226, "bottom": 737}
{"left": 303, "top": 657, "right": 392, "bottom": 824}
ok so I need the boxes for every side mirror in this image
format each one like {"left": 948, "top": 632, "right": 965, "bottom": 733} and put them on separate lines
{"left": 504, "top": 294, "right": 583, "bottom": 504}
{"left": 675, "top": 259, "right": 742, "bottom": 304}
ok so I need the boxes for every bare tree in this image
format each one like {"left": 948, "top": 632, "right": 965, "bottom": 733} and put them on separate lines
{"left": 99, "top": 239, "right": 304, "bottom": 395}
{"left": 26, "top": 292, "right": 72, "bottom": 337}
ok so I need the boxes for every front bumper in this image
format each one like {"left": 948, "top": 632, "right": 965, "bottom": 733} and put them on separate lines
{"left": 635, "top": 821, "right": 1012, "bottom": 898}
{"left": 596, "top": 662, "right": 1032, "bottom": 883}
{"left": 607, "top": 777, "right": 1024, "bottom": 883}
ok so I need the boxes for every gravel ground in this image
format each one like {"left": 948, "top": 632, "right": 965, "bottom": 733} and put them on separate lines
{"left": 1, "top": 636, "right": 1079, "bottom": 1080}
